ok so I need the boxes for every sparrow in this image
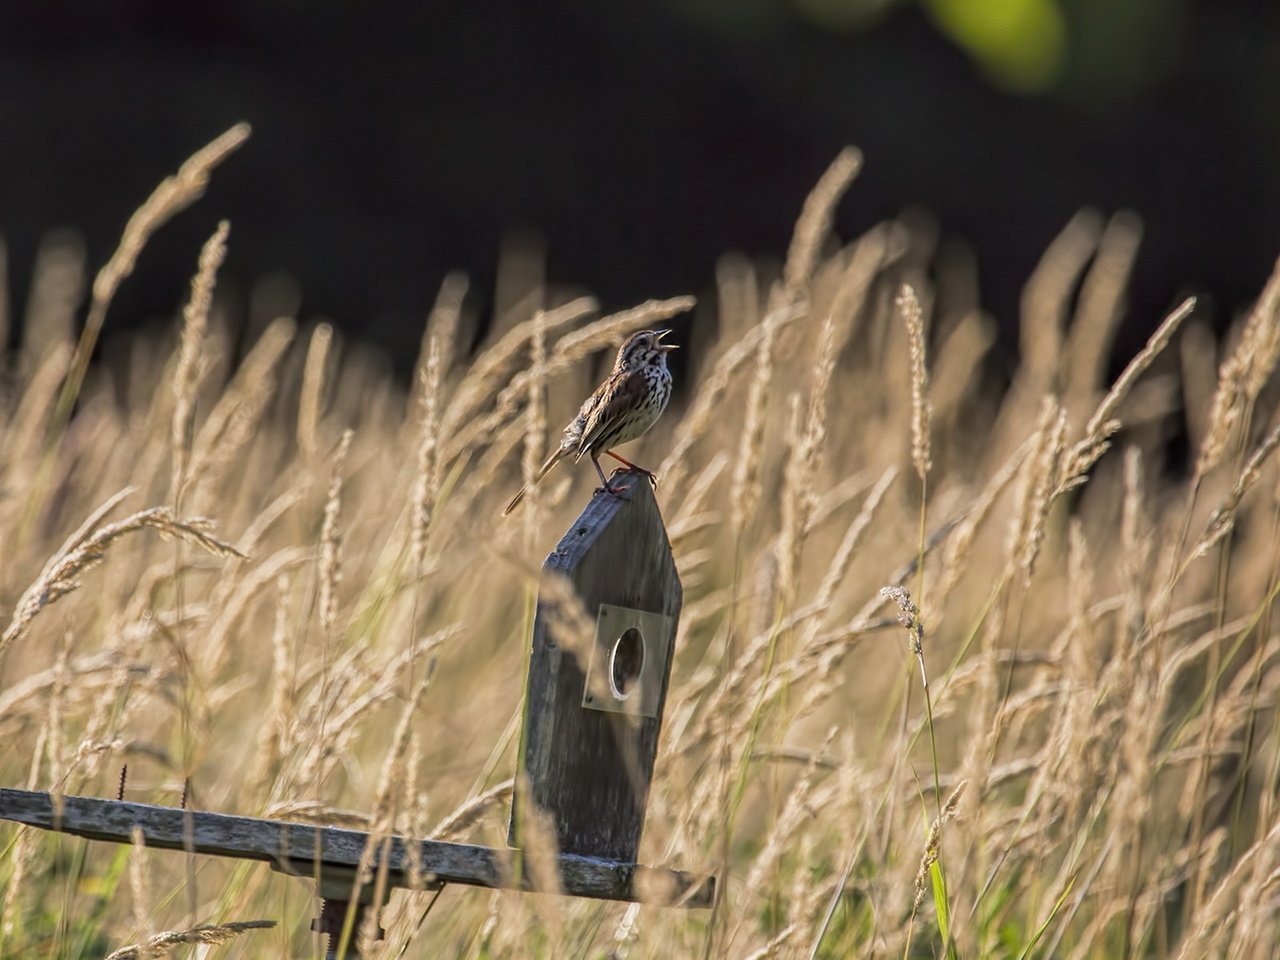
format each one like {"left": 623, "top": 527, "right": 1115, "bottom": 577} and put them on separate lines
{"left": 503, "top": 328, "right": 676, "bottom": 515}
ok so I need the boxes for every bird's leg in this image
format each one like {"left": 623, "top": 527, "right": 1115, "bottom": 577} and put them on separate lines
{"left": 605, "top": 450, "right": 658, "bottom": 489}
{"left": 592, "top": 454, "right": 627, "bottom": 496}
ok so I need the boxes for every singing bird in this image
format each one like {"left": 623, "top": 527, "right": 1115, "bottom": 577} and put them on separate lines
{"left": 503, "top": 328, "right": 677, "bottom": 515}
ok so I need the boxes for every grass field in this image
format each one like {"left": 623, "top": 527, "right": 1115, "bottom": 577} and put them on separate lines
{"left": 3, "top": 126, "right": 1280, "bottom": 958}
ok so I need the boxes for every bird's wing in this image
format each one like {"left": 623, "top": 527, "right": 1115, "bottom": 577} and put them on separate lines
{"left": 574, "top": 369, "right": 646, "bottom": 459}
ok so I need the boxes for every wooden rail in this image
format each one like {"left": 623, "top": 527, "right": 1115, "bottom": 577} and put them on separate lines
{"left": 0, "top": 788, "right": 713, "bottom": 907}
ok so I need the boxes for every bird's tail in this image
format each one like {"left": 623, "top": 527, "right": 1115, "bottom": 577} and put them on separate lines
{"left": 502, "top": 445, "right": 569, "bottom": 516}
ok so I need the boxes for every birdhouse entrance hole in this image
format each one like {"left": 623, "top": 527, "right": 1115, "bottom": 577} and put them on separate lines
{"left": 580, "top": 603, "right": 672, "bottom": 718}
{"left": 609, "top": 626, "right": 645, "bottom": 699}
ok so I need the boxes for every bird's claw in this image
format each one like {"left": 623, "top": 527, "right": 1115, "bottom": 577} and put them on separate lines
{"left": 597, "top": 466, "right": 657, "bottom": 499}
{"left": 624, "top": 466, "right": 659, "bottom": 490}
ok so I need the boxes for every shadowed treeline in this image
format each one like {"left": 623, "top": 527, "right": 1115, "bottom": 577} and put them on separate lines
{"left": 1, "top": 0, "right": 1278, "bottom": 370}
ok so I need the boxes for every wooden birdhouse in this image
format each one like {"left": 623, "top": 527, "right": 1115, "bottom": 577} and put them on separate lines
{"left": 511, "top": 467, "right": 683, "bottom": 863}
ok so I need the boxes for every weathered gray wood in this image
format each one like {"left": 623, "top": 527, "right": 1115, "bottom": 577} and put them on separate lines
{"left": 512, "top": 468, "right": 683, "bottom": 861}
{"left": 0, "top": 788, "right": 712, "bottom": 906}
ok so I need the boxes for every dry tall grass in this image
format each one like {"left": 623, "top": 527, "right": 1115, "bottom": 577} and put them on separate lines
{"left": 3, "top": 129, "right": 1280, "bottom": 959}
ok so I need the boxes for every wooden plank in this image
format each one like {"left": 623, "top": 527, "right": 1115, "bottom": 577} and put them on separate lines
{"left": 0, "top": 788, "right": 713, "bottom": 907}
{"left": 514, "top": 468, "right": 683, "bottom": 862}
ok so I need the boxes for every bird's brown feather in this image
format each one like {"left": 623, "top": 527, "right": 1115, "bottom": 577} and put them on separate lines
{"left": 574, "top": 369, "right": 650, "bottom": 460}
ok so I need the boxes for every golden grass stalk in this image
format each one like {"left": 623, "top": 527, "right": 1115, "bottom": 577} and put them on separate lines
{"left": 658, "top": 299, "right": 804, "bottom": 494}
{"left": 730, "top": 289, "right": 781, "bottom": 530}
{"left": 128, "top": 825, "right": 151, "bottom": 938}
{"left": 1000, "top": 398, "right": 1064, "bottom": 588}
{"left": 881, "top": 585, "right": 925, "bottom": 687}
{"left": 21, "top": 230, "right": 83, "bottom": 365}
{"left": 248, "top": 574, "right": 296, "bottom": 792}
{"left": 1120, "top": 445, "right": 1147, "bottom": 568}
{"left": 1198, "top": 259, "right": 1280, "bottom": 475}
{"left": 898, "top": 283, "right": 932, "bottom": 482}
{"left": 401, "top": 731, "right": 427, "bottom": 890}
{"left": 1241, "top": 259, "right": 1280, "bottom": 398}
{"left": 408, "top": 368, "right": 438, "bottom": 569}
{"left": 439, "top": 295, "right": 597, "bottom": 445}
{"left": 467, "top": 416, "right": 533, "bottom": 516}
{"left": 369, "top": 664, "right": 436, "bottom": 831}
{"left": 1, "top": 341, "right": 71, "bottom": 495}
{"left": 409, "top": 276, "right": 465, "bottom": 567}
{"left": 741, "top": 924, "right": 797, "bottom": 960}
{"left": 1058, "top": 296, "right": 1195, "bottom": 493}
{"left": 441, "top": 295, "right": 617, "bottom": 464}
{"left": 1021, "top": 403, "right": 1068, "bottom": 584}
{"left": 537, "top": 570, "right": 598, "bottom": 671}
{"left": 259, "top": 800, "right": 371, "bottom": 828}
{"left": 808, "top": 467, "right": 897, "bottom": 621}
{"left": 777, "top": 392, "right": 808, "bottom": 610}
{"left": 0, "top": 715, "right": 62, "bottom": 934}
{"left": 913, "top": 780, "right": 967, "bottom": 909}
{"left": 103, "top": 920, "right": 275, "bottom": 960}
{"left": 1174, "top": 820, "right": 1280, "bottom": 960}
{"left": 930, "top": 311, "right": 995, "bottom": 422}
{"left": 784, "top": 146, "right": 863, "bottom": 295}
{"left": 776, "top": 263, "right": 868, "bottom": 610}
{"left": 41, "top": 636, "right": 71, "bottom": 799}
{"left": 511, "top": 773, "right": 564, "bottom": 900}
{"left": 0, "top": 828, "right": 37, "bottom": 940}
{"left": 347, "top": 662, "right": 440, "bottom": 954}
{"left": 1064, "top": 211, "right": 1142, "bottom": 410}
{"left": 520, "top": 308, "right": 550, "bottom": 537}
{"left": 59, "top": 124, "right": 251, "bottom": 430}
{"left": 743, "top": 728, "right": 836, "bottom": 894}
{"left": 1193, "top": 419, "right": 1280, "bottom": 559}
{"left": 185, "top": 316, "right": 297, "bottom": 497}
{"left": 801, "top": 298, "right": 843, "bottom": 478}
{"left": 555, "top": 295, "right": 694, "bottom": 361}
{"left": 412, "top": 271, "right": 467, "bottom": 408}
{"left": 0, "top": 651, "right": 133, "bottom": 722}
{"left": 930, "top": 439, "right": 1031, "bottom": 621}
{"left": 0, "top": 498, "right": 244, "bottom": 656}
{"left": 297, "top": 322, "right": 334, "bottom": 462}
{"left": 670, "top": 451, "right": 729, "bottom": 542}
{"left": 171, "top": 220, "right": 229, "bottom": 501}
{"left": 202, "top": 545, "right": 310, "bottom": 677}
{"left": 287, "top": 626, "right": 459, "bottom": 797}
{"left": 431, "top": 778, "right": 516, "bottom": 841}
{"left": 1020, "top": 210, "right": 1102, "bottom": 391}
{"left": 318, "top": 429, "right": 353, "bottom": 636}
{"left": 1178, "top": 320, "right": 1219, "bottom": 462}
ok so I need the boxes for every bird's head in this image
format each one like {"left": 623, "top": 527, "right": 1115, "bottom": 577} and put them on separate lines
{"left": 616, "top": 329, "right": 678, "bottom": 372}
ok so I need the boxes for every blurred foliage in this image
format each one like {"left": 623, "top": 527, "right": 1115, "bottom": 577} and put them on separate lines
{"left": 923, "top": 0, "right": 1066, "bottom": 92}
{"left": 676, "top": 0, "right": 1192, "bottom": 97}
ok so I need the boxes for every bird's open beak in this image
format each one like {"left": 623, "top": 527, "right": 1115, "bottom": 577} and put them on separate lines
{"left": 657, "top": 329, "right": 679, "bottom": 351}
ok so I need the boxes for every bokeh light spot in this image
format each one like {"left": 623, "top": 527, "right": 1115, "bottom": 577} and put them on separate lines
{"left": 925, "top": 0, "right": 1067, "bottom": 92}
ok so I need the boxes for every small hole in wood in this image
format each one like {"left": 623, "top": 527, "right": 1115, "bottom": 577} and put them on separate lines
{"left": 608, "top": 627, "right": 645, "bottom": 700}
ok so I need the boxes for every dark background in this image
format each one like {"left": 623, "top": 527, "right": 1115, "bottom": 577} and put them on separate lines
{"left": 1, "top": 0, "right": 1277, "bottom": 371}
